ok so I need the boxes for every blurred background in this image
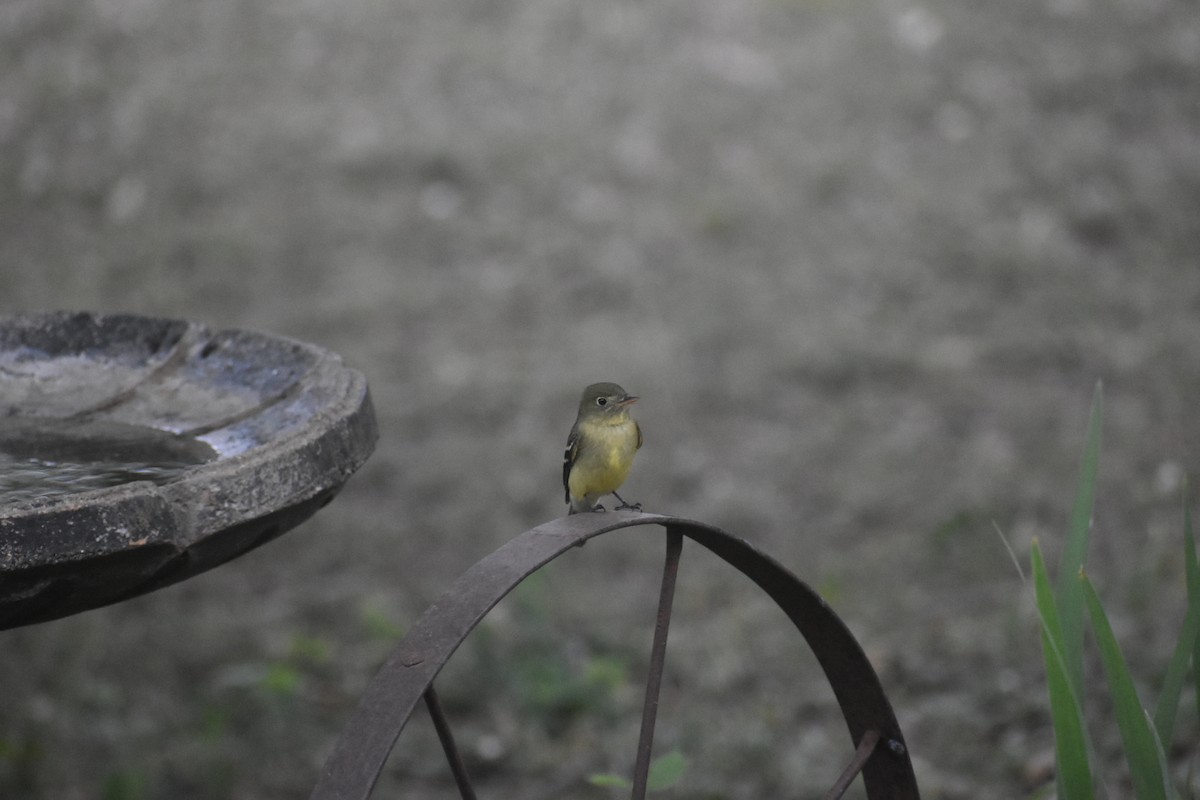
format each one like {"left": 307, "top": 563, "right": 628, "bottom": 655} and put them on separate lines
{"left": 2, "top": 0, "right": 1199, "bottom": 797}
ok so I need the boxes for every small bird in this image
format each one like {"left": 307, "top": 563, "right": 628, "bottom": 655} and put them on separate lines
{"left": 563, "top": 382, "right": 643, "bottom": 515}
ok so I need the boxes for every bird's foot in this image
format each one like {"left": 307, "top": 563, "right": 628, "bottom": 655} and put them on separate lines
{"left": 590, "top": 503, "right": 607, "bottom": 513}
{"left": 611, "top": 492, "right": 641, "bottom": 511}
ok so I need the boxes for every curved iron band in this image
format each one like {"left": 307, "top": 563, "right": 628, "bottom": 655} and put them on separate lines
{"left": 309, "top": 512, "right": 920, "bottom": 800}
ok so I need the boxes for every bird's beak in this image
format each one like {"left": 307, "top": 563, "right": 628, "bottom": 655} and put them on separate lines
{"left": 618, "top": 395, "right": 639, "bottom": 406}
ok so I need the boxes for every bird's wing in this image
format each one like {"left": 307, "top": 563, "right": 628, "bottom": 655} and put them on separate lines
{"left": 563, "top": 430, "right": 581, "bottom": 503}
{"left": 635, "top": 420, "right": 643, "bottom": 450}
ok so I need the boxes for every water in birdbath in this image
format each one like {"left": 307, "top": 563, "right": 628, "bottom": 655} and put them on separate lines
{"left": 0, "top": 418, "right": 216, "bottom": 504}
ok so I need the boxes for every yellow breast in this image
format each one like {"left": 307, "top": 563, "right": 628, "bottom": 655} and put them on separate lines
{"left": 568, "top": 417, "right": 639, "bottom": 499}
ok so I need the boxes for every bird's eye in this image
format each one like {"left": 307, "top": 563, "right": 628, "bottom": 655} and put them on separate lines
{"left": 596, "top": 397, "right": 608, "bottom": 407}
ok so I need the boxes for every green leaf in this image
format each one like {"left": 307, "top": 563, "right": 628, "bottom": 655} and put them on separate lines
{"left": 584, "top": 655, "right": 630, "bottom": 691}
{"left": 360, "top": 606, "right": 405, "bottom": 641}
{"left": 101, "top": 769, "right": 149, "bottom": 800}
{"left": 1032, "top": 541, "right": 1094, "bottom": 800}
{"left": 587, "top": 773, "right": 633, "bottom": 789}
{"left": 646, "top": 750, "right": 689, "bottom": 792}
{"left": 289, "top": 634, "right": 331, "bottom": 664}
{"left": 1082, "top": 573, "right": 1169, "bottom": 800}
{"left": 1056, "top": 382, "right": 1103, "bottom": 697}
{"left": 586, "top": 751, "right": 688, "bottom": 793}
{"left": 260, "top": 663, "right": 303, "bottom": 696}
{"left": 1154, "top": 504, "right": 1200, "bottom": 748}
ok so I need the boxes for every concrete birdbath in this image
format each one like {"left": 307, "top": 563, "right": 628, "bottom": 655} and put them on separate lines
{"left": 0, "top": 311, "right": 377, "bottom": 629}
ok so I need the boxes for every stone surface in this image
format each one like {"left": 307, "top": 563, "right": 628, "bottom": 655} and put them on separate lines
{"left": 0, "top": 311, "right": 377, "bottom": 628}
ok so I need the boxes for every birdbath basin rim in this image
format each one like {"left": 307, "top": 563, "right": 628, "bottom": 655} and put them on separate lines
{"left": 0, "top": 311, "right": 377, "bottom": 629}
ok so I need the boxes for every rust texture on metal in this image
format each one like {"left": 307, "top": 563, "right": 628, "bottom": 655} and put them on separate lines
{"left": 308, "top": 512, "right": 920, "bottom": 800}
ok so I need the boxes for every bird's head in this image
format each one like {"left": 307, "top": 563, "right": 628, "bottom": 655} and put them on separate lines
{"left": 578, "top": 382, "right": 638, "bottom": 419}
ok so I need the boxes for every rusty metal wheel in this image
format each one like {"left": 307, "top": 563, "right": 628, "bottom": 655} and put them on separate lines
{"left": 309, "top": 512, "right": 920, "bottom": 800}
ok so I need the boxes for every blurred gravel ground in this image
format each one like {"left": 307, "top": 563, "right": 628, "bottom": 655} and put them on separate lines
{"left": 2, "top": 0, "right": 1199, "bottom": 797}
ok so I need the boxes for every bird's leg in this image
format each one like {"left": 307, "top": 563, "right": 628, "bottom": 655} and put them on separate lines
{"left": 612, "top": 491, "right": 641, "bottom": 511}
{"left": 569, "top": 498, "right": 605, "bottom": 515}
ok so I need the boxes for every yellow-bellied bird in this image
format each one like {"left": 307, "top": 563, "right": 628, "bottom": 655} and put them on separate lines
{"left": 563, "top": 382, "right": 642, "bottom": 515}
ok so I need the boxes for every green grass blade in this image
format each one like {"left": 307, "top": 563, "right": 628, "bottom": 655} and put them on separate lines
{"left": 1154, "top": 504, "right": 1200, "bottom": 747}
{"left": 1083, "top": 572, "right": 1169, "bottom": 800}
{"left": 1057, "top": 382, "right": 1104, "bottom": 696}
{"left": 1146, "top": 707, "right": 1182, "bottom": 800}
{"left": 1196, "top": 627, "right": 1200, "bottom": 759}
{"left": 994, "top": 520, "right": 1027, "bottom": 581}
{"left": 1190, "top": 507, "right": 1200, "bottom": 745}
{"left": 1033, "top": 541, "right": 1095, "bottom": 800}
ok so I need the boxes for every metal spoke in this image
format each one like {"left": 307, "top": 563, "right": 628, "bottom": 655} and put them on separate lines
{"left": 631, "top": 528, "right": 684, "bottom": 800}
{"left": 822, "top": 729, "right": 881, "bottom": 800}
{"left": 424, "top": 685, "right": 479, "bottom": 800}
